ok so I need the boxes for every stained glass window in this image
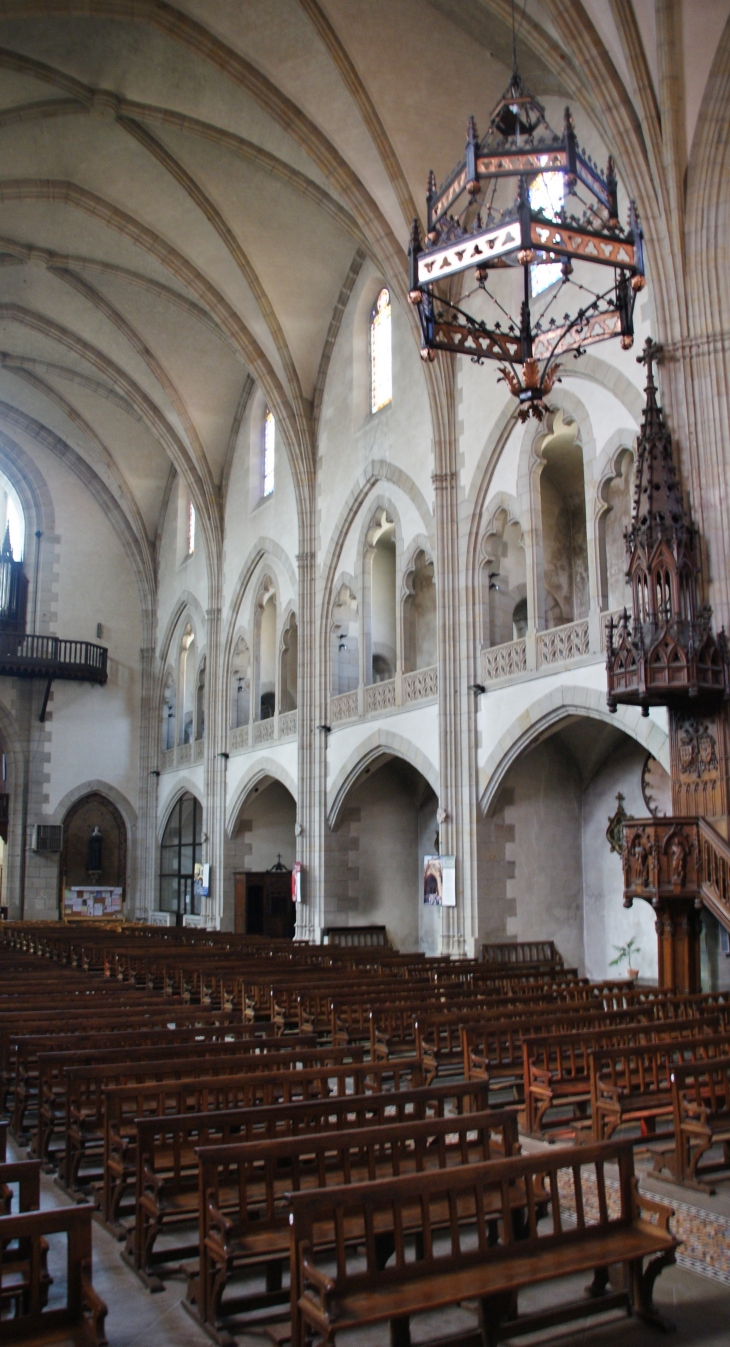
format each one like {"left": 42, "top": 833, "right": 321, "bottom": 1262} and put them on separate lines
{"left": 187, "top": 501, "right": 196, "bottom": 555}
{"left": 530, "top": 167, "right": 564, "bottom": 296}
{"left": 370, "top": 287, "right": 392, "bottom": 413}
{"left": 263, "top": 409, "right": 275, "bottom": 497}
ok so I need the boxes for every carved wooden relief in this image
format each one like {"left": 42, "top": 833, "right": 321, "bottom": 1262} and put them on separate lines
{"left": 669, "top": 708, "right": 730, "bottom": 819}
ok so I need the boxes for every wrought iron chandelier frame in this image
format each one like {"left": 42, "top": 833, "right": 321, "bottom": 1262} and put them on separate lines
{"left": 408, "top": 68, "right": 646, "bottom": 420}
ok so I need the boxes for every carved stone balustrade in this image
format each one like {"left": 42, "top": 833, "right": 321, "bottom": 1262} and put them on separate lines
{"left": 330, "top": 666, "right": 438, "bottom": 727}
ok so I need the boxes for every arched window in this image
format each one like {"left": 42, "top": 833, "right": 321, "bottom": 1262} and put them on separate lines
{"left": 159, "top": 792, "right": 203, "bottom": 923}
{"left": 370, "top": 288, "right": 392, "bottom": 413}
{"left": 530, "top": 167, "right": 564, "bottom": 295}
{"left": 187, "top": 501, "right": 196, "bottom": 555}
{"left": 0, "top": 471, "right": 27, "bottom": 634}
{"left": 263, "top": 408, "right": 275, "bottom": 497}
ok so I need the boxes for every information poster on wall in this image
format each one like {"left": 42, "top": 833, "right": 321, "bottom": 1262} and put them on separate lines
{"left": 423, "top": 855, "right": 455, "bottom": 906}
{"left": 193, "top": 862, "right": 210, "bottom": 900}
{"left": 63, "top": 887, "right": 123, "bottom": 919}
{"left": 292, "top": 861, "right": 302, "bottom": 903}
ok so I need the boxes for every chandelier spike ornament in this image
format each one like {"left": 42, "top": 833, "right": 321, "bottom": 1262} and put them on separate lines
{"left": 605, "top": 338, "right": 729, "bottom": 714}
{"left": 408, "top": 51, "right": 645, "bottom": 421}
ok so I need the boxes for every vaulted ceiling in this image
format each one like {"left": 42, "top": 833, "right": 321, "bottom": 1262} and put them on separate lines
{"left": 0, "top": 0, "right": 726, "bottom": 589}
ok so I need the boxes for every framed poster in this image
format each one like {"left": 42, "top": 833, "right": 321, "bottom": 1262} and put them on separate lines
{"left": 291, "top": 861, "right": 302, "bottom": 903}
{"left": 423, "top": 856, "right": 456, "bottom": 906}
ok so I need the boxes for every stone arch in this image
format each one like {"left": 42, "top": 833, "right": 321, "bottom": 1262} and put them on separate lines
{"left": 479, "top": 686, "right": 669, "bottom": 818}
{"left": 327, "top": 729, "right": 439, "bottom": 831}
{"left": 157, "top": 778, "right": 204, "bottom": 842}
{"left": 57, "top": 789, "right": 128, "bottom": 906}
{"left": 0, "top": 431, "right": 57, "bottom": 636}
{"left": 226, "top": 758, "right": 298, "bottom": 837}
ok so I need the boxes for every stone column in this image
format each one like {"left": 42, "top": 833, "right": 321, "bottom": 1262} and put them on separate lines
{"left": 296, "top": 543, "right": 319, "bottom": 942}
{"left": 204, "top": 604, "right": 226, "bottom": 929}
{"left": 431, "top": 357, "right": 467, "bottom": 956}
{"left": 135, "top": 642, "right": 158, "bottom": 919}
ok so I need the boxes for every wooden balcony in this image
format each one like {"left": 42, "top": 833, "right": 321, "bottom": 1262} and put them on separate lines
{"left": 0, "top": 633, "right": 107, "bottom": 684}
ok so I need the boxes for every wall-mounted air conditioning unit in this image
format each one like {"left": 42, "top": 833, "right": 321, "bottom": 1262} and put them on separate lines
{"left": 32, "top": 825, "right": 63, "bottom": 854}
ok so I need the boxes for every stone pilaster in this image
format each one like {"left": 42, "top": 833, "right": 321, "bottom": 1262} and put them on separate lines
{"left": 295, "top": 543, "right": 319, "bottom": 941}
{"left": 204, "top": 604, "right": 226, "bottom": 929}
{"left": 135, "top": 642, "right": 158, "bottom": 919}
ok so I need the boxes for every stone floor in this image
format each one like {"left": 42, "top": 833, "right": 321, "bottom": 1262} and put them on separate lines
{"left": 7, "top": 1134, "right": 730, "bottom": 1347}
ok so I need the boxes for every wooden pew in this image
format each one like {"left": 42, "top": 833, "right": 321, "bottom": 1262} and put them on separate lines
{"left": 591, "top": 1032, "right": 730, "bottom": 1143}
{"left": 290, "top": 1140, "right": 679, "bottom": 1347}
{"left": 0, "top": 1203, "right": 106, "bottom": 1345}
{"left": 659, "top": 1055, "right": 730, "bottom": 1190}
{"left": 194, "top": 1108, "right": 521, "bottom": 1336}
{"left": 91, "top": 1057, "right": 425, "bottom": 1215}
{"left": 12, "top": 1019, "right": 289, "bottom": 1147}
{"left": 60, "top": 1044, "right": 366, "bottom": 1196}
{"left": 522, "top": 1016, "right": 727, "bottom": 1136}
{"left": 126, "top": 1080, "right": 491, "bottom": 1287}
{"left": 33, "top": 1031, "right": 316, "bottom": 1167}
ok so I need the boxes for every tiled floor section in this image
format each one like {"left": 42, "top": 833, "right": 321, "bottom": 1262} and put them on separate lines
{"left": 9, "top": 1135, "right": 730, "bottom": 1347}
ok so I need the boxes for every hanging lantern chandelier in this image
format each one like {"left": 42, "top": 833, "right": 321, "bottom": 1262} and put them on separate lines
{"left": 408, "top": 47, "right": 645, "bottom": 421}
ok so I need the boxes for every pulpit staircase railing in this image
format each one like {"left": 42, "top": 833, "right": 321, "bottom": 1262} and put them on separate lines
{"left": 697, "top": 817, "right": 730, "bottom": 935}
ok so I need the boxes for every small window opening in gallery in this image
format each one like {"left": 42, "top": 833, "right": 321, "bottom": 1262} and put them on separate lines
{"left": 371, "top": 287, "right": 392, "bottom": 413}
{"left": 195, "top": 657, "right": 205, "bottom": 741}
{"left": 539, "top": 412, "right": 589, "bottom": 628}
{"left": 162, "top": 676, "right": 176, "bottom": 751}
{"left": 403, "top": 550, "right": 436, "bottom": 672}
{"left": 481, "top": 510, "right": 527, "bottom": 648}
{"left": 179, "top": 623, "right": 196, "bottom": 744}
{"left": 368, "top": 510, "right": 396, "bottom": 682}
{"left": 530, "top": 166, "right": 564, "bottom": 296}
{"left": 279, "top": 613, "right": 298, "bottom": 712}
{"left": 263, "top": 409, "right": 275, "bottom": 497}
{"left": 231, "top": 637, "right": 251, "bottom": 728}
{"left": 187, "top": 500, "right": 195, "bottom": 555}
{"left": 331, "top": 584, "right": 359, "bottom": 695}
{"left": 598, "top": 448, "right": 635, "bottom": 612}
{"left": 256, "top": 584, "right": 277, "bottom": 719}
{"left": 159, "top": 792, "right": 203, "bottom": 925}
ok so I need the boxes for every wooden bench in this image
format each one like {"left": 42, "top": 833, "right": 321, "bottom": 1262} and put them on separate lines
{"left": 98, "top": 1057, "right": 425, "bottom": 1219}
{"left": 660, "top": 1055, "right": 730, "bottom": 1190}
{"left": 60, "top": 1044, "right": 366, "bottom": 1197}
{"left": 290, "top": 1140, "right": 679, "bottom": 1347}
{"left": 0, "top": 1204, "right": 106, "bottom": 1345}
{"left": 591, "top": 1032, "right": 730, "bottom": 1143}
{"left": 126, "top": 1080, "right": 492, "bottom": 1289}
{"left": 12, "top": 1019, "right": 288, "bottom": 1148}
{"left": 33, "top": 1032, "right": 317, "bottom": 1167}
{"left": 194, "top": 1107, "right": 521, "bottom": 1337}
{"left": 522, "top": 1016, "right": 726, "bottom": 1136}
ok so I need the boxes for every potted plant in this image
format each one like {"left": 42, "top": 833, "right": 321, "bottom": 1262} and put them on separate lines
{"left": 610, "top": 937, "right": 641, "bottom": 980}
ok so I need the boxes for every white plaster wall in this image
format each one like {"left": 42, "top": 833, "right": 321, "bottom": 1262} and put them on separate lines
{"left": 32, "top": 449, "right": 142, "bottom": 816}
{"left": 581, "top": 736, "right": 659, "bottom": 981}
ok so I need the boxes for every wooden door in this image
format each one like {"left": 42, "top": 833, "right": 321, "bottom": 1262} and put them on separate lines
{"left": 233, "top": 873, "right": 246, "bottom": 934}
{"left": 267, "top": 871, "right": 295, "bottom": 940}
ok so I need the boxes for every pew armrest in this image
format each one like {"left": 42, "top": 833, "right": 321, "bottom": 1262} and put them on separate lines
{"left": 633, "top": 1179, "right": 674, "bottom": 1235}
{"left": 82, "top": 1269, "right": 108, "bottom": 1346}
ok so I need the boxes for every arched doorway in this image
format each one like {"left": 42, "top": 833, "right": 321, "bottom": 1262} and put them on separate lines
{"left": 159, "top": 792, "right": 203, "bottom": 925}
{"left": 227, "top": 779, "right": 295, "bottom": 938}
{"left": 59, "top": 792, "right": 127, "bottom": 917}
{"left": 328, "top": 755, "right": 437, "bottom": 953}
{"left": 477, "top": 717, "right": 666, "bottom": 979}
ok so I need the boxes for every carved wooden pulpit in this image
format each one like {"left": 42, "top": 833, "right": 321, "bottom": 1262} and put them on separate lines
{"left": 606, "top": 341, "right": 730, "bottom": 992}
